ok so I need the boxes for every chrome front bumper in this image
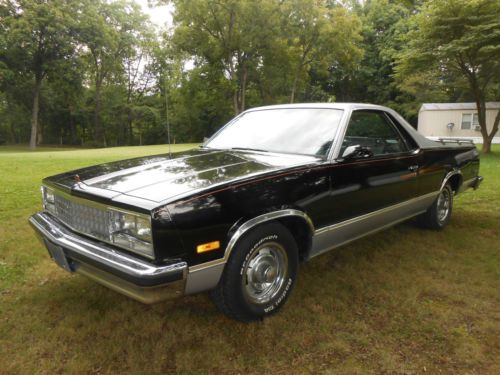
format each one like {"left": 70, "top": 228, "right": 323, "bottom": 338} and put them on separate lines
{"left": 29, "top": 212, "right": 187, "bottom": 303}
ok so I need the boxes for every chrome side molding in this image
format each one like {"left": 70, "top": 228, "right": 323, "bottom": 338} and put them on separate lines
{"left": 309, "top": 191, "right": 438, "bottom": 258}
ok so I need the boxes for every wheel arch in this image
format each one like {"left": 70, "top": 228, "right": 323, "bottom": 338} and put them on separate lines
{"left": 441, "top": 170, "right": 463, "bottom": 194}
{"left": 185, "top": 209, "right": 314, "bottom": 296}
{"left": 225, "top": 209, "right": 315, "bottom": 263}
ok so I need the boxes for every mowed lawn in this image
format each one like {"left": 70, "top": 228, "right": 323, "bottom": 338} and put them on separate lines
{"left": 0, "top": 144, "right": 498, "bottom": 374}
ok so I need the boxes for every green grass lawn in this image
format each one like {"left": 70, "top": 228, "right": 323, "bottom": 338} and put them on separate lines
{"left": 0, "top": 144, "right": 498, "bottom": 374}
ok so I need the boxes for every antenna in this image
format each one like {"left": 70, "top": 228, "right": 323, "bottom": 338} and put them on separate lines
{"left": 165, "top": 72, "right": 171, "bottom": 157}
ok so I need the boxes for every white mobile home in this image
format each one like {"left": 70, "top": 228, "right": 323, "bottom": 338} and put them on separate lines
{"left": 417, "top": 102, "right": 500, "bottom": 144}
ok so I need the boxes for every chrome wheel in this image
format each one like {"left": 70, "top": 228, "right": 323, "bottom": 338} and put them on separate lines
{"left": 242, "top": 242, "right": 288, "bottom": 305}
{"left": 437, "top": 189, "right": 451, "bottom": 223}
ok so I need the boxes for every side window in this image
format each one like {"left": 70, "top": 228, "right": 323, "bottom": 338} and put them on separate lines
{"left": 341, "top": 110, "right": 408, "bottom": 156}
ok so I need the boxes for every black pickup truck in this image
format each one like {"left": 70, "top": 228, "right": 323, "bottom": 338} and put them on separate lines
{"left": 30, "top": 103, "right": 483, "bottom": 321}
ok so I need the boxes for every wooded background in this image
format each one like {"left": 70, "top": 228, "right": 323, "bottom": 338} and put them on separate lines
{"left": 1, "top": 0, "right": 499, "bottom": 151}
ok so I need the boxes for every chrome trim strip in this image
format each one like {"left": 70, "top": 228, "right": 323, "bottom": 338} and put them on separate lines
{"left": 314, "top": 192, "right": 437, "bottom": 236}
{"left": 311, "top": 211, "right": 428, "bottom": 259}
{"left": 441, "top": 169, "right": 462, "bottom": 191}
{"left": 223, "top": 209, "right": 314, "bottom": 262}
{"left": 44, "top": 184, "right": 147, "bottom": 216}
{"left": 29, "top": 212, "right": 187, "bottom": 282}
{"left": 328, "top": 107, "right": 353, "bottom": 160}
{"left": 309, "top": 191, "right": 439, "bottom": 258}
{"left": 188, "top": 258, "right": 226, "bottom": 273}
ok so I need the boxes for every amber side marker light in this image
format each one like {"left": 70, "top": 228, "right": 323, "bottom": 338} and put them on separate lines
{"left": 196, "top": 241, "right": 221, "bottom": 254}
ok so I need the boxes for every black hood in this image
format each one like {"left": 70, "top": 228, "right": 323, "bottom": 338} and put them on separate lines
{"left": 45, "top": 148, "right": 319, "bottom": 204}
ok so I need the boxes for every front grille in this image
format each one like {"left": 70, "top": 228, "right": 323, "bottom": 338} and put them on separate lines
{"left": 54, "top": 194, "right": 110, "bottom": 241}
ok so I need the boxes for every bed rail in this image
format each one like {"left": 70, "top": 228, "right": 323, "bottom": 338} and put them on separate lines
{"left": 436, "top": 138, "right": 475, "bottom": 145}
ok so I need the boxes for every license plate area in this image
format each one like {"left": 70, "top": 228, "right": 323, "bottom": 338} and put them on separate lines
{"left": 45, "top": 240, "right": 74, "bottom": 273}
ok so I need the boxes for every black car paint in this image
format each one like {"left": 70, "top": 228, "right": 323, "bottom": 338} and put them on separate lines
{"left": 160, "top": 146, "right": 478, "bottom": 266}
{"left": 43, "top": 129, "right": 480, "bottom": 268}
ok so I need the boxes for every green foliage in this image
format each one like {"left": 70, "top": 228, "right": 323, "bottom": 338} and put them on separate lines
{"left": 75, "top": 0, "right": 155, "bottom": 146}
{"left": 395, "top": 0, "right": 500, "bottom": 149}
{"left": 327, "top": 0, "right": 417, "bottom": 119}
{"left": 172, "top": 0, "right": 362, "bottom": 112}
{"left": 1, "top": 0, "right": 498, "bottom": 148}
{"left": 1, "top": 0, "right": 80, "bottom": 148}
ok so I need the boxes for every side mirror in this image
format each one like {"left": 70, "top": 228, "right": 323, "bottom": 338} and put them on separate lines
{"left": 342, "top": 145, "right": 373, "bottom": 160}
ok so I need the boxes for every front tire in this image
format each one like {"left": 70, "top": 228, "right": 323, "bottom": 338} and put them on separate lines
{"left": 211, "top": 222, "right": 298, "bottom": 322}
{"left": 417, "top": 183, "right": 453, "bottom": 230}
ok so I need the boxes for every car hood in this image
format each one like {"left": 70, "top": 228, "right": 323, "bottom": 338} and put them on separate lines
{"left": 46, "top": 148, "right": 320, "bottom": 204}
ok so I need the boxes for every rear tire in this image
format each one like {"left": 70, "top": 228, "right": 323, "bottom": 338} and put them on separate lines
{"left": 211, "top": 222, "right": 298, "bottom": 322}
{"left": 417, "top": 184, "right": 453, "bottom": 230}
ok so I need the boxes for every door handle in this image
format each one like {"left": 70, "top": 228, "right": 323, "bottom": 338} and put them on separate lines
{"left": 408, "top": 165, "right": 419, "bottom": 172}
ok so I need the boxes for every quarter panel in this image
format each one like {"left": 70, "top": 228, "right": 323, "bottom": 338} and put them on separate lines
{"left": 417, "top": 146, "right": 479, "bottom": 195}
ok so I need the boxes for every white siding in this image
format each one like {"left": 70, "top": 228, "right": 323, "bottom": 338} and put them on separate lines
{"left": 418, "top": 103, "right": 500, "bottom": 144}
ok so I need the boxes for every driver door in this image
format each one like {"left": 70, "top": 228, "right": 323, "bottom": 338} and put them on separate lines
{"left": 310, "top": 109, "right": 421, "bottom": 256}
{"left": 327, "top": 109, "right": 420, "bottom": 225}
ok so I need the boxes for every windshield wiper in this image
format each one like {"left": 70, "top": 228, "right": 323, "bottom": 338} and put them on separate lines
{"left": 229, "top": 147, "right": 269, "bottom": 153}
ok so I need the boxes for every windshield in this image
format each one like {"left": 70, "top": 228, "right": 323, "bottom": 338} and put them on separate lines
{"left": 205, "top": 108, "right": 344, "bottom": 157}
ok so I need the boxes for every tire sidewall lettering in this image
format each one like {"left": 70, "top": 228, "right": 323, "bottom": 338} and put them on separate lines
{"left": 238, "top": 232, "right": 294, "bottom": 313}
{"left": 264, "top": 277, "right": 292, "bottom": 313}
{"left": 239, "top": 234, "right": 278, "bottom": 276}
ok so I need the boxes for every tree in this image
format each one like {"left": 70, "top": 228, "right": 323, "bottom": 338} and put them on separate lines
{"left": 282, "top": 0, "right": 362, "bottom": 103}
{"left": 122, "top": 23, "right": 157, "bottom": 145}
{"left": 77, "top": 0, "right": 151, "bottom": 146}
{"left": 172, "top": 0, "right": 279, "bottom": 115}
{"left": 395, "top": 0, "right": 500, "bottom": 152}
{"left": 326, "top": 0, "right": 420, "bottom": 118}
{"left": 2, "top": 0, "right": 77, "bottom": 149}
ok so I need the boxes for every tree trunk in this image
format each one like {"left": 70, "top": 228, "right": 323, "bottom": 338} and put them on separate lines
{"left": 9, "top": 121, "right": 16, "bottom": 144}
{"left": 290, "top": 73, "right": 299, "bottom": 104}
{"left": 69, "top": 106, "right": 77, "bottom": 145}
{"left": 240, "top": 66, "right": 248, "bottom": 113}
{"left": 475, "top": 99, "right": 490, "bottom": 154}
{"left": 290, "top": 49, "right": 310, "bottom": 103}
{"left": 94, "top": 79, "right": 104, "bottom": 147}
{"left": 468, "top": 72, "right": 495, "bottom": 154}
{"left": 485, "top": 110, "right": 500, "bottom": 153}
{"left": 127, "top": 108, "right": 133, "bottom": 145}
{"left": 482, "top": 141, "right": 491, "bottom": 153}
{"left": 29, "top": 76, "right": 43, "bottom": 150}
{"left": 37, "top": 123, "right": 43, "bottom": 145}
{"left": 233, "top": 91, "right": 240, "bottom": 115}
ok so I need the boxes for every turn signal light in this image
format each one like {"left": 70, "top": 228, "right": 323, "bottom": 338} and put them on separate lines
{"left": 196, "top": 241, "right": 221, "bottom": 254}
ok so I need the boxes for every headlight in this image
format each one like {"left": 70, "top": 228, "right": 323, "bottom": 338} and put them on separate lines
{"left": 41, "top": 186, "right": 56, "bottom": 214}
{"left": 109, "top": 210, "right": 153, "bottom": 258}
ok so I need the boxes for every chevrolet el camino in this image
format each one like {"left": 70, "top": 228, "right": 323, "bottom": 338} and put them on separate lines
{"left": 30, "top": 103, "right": 483, "bottom": 321}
